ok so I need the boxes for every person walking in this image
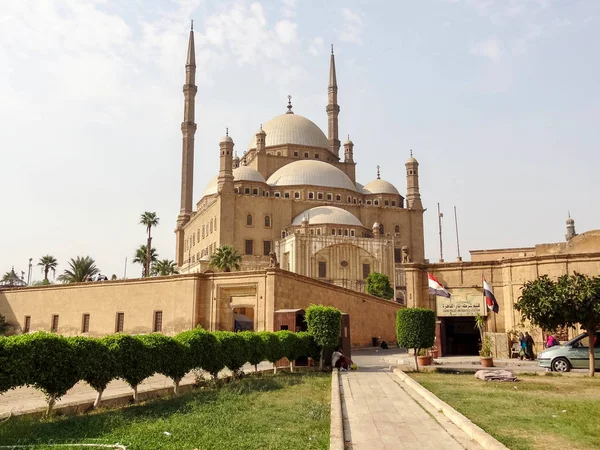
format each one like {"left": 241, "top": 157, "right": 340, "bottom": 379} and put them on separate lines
{"left": 518, "top": 332, "right": 527, "bottom": 360}
{"left": 525, "top": 332, "right": 535, "bottom": 360}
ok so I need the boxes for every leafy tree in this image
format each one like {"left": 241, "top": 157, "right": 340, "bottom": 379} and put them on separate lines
{"left": 0, "top": 314, "right": 13, "bottom": 336}
{"left": 365, "top": 272, "right": 394, "bottom": 300}
{"left": 18, "top": 332, "right": 81, "bottom": 416}
{"left": 133, "top": 245, "right": 158, "bottom": 277}
{"left": 139, "top": 212, "right": 159, "bottom": 278}
{"left": 57, "top": 256, "right": 99, "bottom": 283}
{"left": 103, "top": 334, "right": 154, "bottom": 402}
{"left": 209, "top": 245, "right": 242, "bottom": 272}
{"left": 213, "top": 331, "right": 248, "bottom": 377}
{"left": 37, "top": 255, "right": 58, "bottom": 282}
{"left": 396, "top": 308, "right": 436, "bottom": 371}
{"left": 258, "top": 331, "right": 284, "bottom": 374}
{"left": 305, "top": 305, "right": 342, "bottom": 370}
{"left": 152, "top": 259, "right": 179, "bottom": 277}
{"left": 32, "top": 279, "right": 51, "bottom": 286}
{"left": 276, "top": 330, "right": 304, "bottom": 372}
{"left": 69, "top": 336, "right": 118, "bottom": 408}
{"left": 137, "top": 334, "right": 190, "bottom": 394}
{"left": 516, "top": 273, "right": 600, "bottom": 377}
{"left": 176, "top": 327, "right": 223, "bottom": 380}
{"left": 239, "top": 331, "right": 267, "bottom": 372}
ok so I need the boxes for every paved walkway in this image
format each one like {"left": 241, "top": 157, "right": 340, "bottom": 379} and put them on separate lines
{"left": 344, "top": 350, "right": 482, "bottom": 449}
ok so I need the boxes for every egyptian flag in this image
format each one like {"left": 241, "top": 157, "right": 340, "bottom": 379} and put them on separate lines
{"left": 483, "top": 276, "right": 499, "bottom": 313}
{"left": 428, "top": 273, "right": 451, "bottom": 298}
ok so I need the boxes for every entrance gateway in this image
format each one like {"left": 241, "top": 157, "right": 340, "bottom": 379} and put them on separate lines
{"left": 435, "top": 289, "right": 487, "bottom": 356}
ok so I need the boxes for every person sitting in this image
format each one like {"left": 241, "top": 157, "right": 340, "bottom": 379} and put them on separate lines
{"left": 546, "top": 334, "right": 558, "bottom": 348}
{"left": 332, "top": 347, "right": 353, "bottom": 371}
{"left": 380, "top": 340, "right": 389, "bottom": 350}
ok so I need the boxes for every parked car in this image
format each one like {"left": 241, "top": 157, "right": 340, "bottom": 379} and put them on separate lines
{"left": 537, "top": 331, "right": 600, "bottom": 372}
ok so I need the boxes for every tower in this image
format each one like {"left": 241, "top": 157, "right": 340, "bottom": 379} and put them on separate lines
{"left": 256, "top": 125, "right": 266, "bottom": 154}
{"left": 565, "top": 213, "right": 577, "bottom": 241}
{"left": 327, "top": 45, "right": 340, "bottom": 158}
{"left": 343, "top": 135, "right": 354, "bottom": 163}
{"left": 176, "top": 22, "right": 197, "bottom": 266}
{"left": 406, "top": 151, "right": 422, "bottom": 209}
{"left": 218, "top": 130, "right": 234, "bottom": 194}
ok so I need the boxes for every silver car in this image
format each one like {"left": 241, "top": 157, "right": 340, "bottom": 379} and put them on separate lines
{"left": 537, "top": 331, "right": 600, "bottom": 372}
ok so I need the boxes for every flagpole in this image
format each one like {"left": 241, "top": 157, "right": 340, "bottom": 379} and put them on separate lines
{"left": 454, "top": 206, "right": 462, "bottom": 262}
{"left": 437, "top": 203, "right": 444, "bottom": 262}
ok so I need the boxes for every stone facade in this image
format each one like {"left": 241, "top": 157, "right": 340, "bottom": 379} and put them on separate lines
{"left": 0, "top": 269, "right": 402, "bottom": 347}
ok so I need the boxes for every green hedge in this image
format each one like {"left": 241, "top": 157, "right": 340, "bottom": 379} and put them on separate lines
{"left": 0, "top": 327, "right": 320, "bottom": 413}
{"left": 396, "top": 308, "right": 436, "bottom": 370}
{"left": 305, "top": 305, "right": 342, "bottom": 369}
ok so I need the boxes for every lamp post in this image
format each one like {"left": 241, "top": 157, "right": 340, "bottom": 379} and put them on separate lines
{"left": 27, "top": 258, "right": 33, "bottom": 285}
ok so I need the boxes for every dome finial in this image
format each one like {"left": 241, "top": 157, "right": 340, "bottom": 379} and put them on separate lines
{"left": 190, "top": 19, "right": 194, "bottom": 31}
{"left": 226, "top": 127, "right": 229, "bottom": 137}
{"left": 376, "top": 165, "right": 380, "bottom": 180}
{"left": 260, "top": 123, "right": 263, "bottom": 130}
{"left": 410, "top": 149, "right": 413, "bottom": 157}
{"left": 331, "top": 44, "right": 334, "bottom": 55}
{"left": 286, "top": 95, "right": 293, "bottom": 114}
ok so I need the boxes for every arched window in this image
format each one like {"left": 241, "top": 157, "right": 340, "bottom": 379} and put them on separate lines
{"left": 395, "top": 225, "right": 400, "bottom": 233}
{"left": 202, "top": 225, "right": 205, "bottom": 238}
{"left": 317, "top": 229, "right": 321, "bottom": 235}
{"left": 210, "top": 220, "right": 213, "bottom": 233}
{"left": 379, "top": 224, "right": 384, "bottom": 235}
{"left": 247, "top": 214, "right": 253, "bottom": 226}
{"left": 264, "top": 215, "right": 271, "bottom": 228}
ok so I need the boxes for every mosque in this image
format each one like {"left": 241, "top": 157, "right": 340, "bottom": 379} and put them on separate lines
{"left": 174, "top": 27, "right": 423, "bottom": 303}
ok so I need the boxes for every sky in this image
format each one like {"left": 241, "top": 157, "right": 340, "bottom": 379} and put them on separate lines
{"left": 1, "top": 0, "right": 599, "bottom": 281}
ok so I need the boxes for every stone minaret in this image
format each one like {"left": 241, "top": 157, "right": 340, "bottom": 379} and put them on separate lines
{"left": 343, "top": 135, "right": 354, "bottom": 163}
{"left": 406, "top": 151, "right": 422, "bottom": 209}
{"left": 565, "top": 213, "right": 577, "bottom": 241}
{"left": 218, "top": 130, "right": 234, "bottom": 194}
{"left": 256, "top": 125, "right": 266, "bottom": 154}
{"left": 327, "top": 45, "right": 340, "bottom": 158}
{"left": 176, "top": 23, "right": 197, "bottom": 266}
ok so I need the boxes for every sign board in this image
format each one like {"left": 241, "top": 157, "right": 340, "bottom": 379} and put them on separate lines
{"left": 436, "top": 289, "right": 486, "bottom": 317}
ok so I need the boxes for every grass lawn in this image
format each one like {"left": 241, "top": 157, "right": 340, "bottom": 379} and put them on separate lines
{"left": 0, "top": 372, "right": 331, "bottom": 450}
{"left": 410, "top": 371, "right": 600, "bottom": 450}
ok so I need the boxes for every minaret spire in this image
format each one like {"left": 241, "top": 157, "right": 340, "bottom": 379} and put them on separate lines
{"left": 176, "top": 24, "right": 198, "bottom": 266}
{"left": 327, "top": 45, "right": 340, "bottom": 158}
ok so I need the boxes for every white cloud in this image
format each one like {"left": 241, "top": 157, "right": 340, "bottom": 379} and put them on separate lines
{"left": 281, "top": 0, "right": 297, "bottom": 18}
{"left": 275, "top": 20, "right": 298, "bottom": 44}
{"left": 470, "top": 38, "right": 503, "bottom": 62}
{"left": 308, "top": 37, "right": 324, "bottom": 56}
{"left": 338, "top": 8, "right": 363, "bottom": 44}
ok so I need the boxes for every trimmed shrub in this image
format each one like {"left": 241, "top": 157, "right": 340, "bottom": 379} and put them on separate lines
{"left": 17, "top": 332, "right": 80, "bottom": 415}
{"left": 69, "top": 336, "right": 118, "bottom": 408}
{"left": 276, "top": 330, "right": 304, "bottom": 372}
{"left": 258, "top": 331, "right": 284, "bottom": 374}
{"left": 176, "top": 327, "right": 223, "bottom": 380}
{"left": 297, "top": 331, "right": 320, "bottom": 362}
{"left": 239, "top": 331, "right": 267, "bottom": 372}
{"left": 365, "top": 272, "right": 395, "bottom": 300}
{"left": 396, "top": 308, "right": 436, "bottom": 371}
{"left": 103, "top": 334, "right": 155, "bottom": 402}
{"left": 305, "top": 305, "right": 342, "bottom": 369}
{"left": 136, "top": 333, "right": 190, "bottom": 394}
{"left": 0, "top": 336, "right": 26, "bottom": 394}
{"left": 213, "top": 331, "right": 248, "bottom": 377}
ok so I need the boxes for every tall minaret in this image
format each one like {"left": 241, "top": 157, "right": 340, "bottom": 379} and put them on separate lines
{"left": 175, "top": 22, "right": 197, "bottom": 267}
{"left": 327, "top": 45, "right": 340, "bottom": 158}
{"left": 218, "top": 129, "right": 234, "bottom": 194}
{"left": 177, "top": 21, "right": 197, "bottom": 227}
{"left": 565, "top": 212, "right": 577, "bottom": 241}
{"left": 406, "top": 150, "right": 422, "bottom": 209}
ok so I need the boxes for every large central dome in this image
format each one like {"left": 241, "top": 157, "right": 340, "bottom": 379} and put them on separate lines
{"left": 248, "top": 113, "right": 330, "bottom": 150}
{"left": 267, "top": 160, "right": 358, "bottom": 191}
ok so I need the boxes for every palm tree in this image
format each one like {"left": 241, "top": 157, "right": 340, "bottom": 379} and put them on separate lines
{"left": 57, "top": 256, "right": 99, "bottom": 283}
{"left": 1, "top": 272, "right": 11, "bottom": 281}
{"left": 152, "top": 259, "right": 179, "bottom": 277}
{"left": 133, "top": 245, "right": 158, "bottom": 277}
{"left": 139, "top": 212, "right": 159, "bottom": 278}
{"left": 209, "top": 245, "right": 242, "bottom": 272}
{"left": 38, "top": 255, "right": 58, "bottom": 282}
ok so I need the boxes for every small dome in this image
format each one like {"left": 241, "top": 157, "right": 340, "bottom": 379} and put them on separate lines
{"left": 406, "top": 155, "right": 418, "bottom": 164}
{"left": 567, "top": 217, "right": 575, "bottom": 225}
{"left": 292, "top": 206, "right": 363, "bottom": 227}
{"left": 344, "top": 137, "right": 353, "bottom": 145}
{"left": 202, "top": 167, "right": 266, "bottom": 197}
{"left": 221, "top": 135, "right": 233, "bottom": 143}
{"left": 267, "top": 160, "right": 358, "bottom": 191}
{"left": 248, "top": 113, "right": 330, "bottom": 150}
{"left": 362, "top": 179, "right": 400, "bottom": 196}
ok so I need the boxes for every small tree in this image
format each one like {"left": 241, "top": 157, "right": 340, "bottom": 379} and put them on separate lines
{"left": 69, "top": 336, "right": 118, "bottom": 408}
{"left": 396, "top": 308, "right": 436, "bottom": 371}
{"left": 365, "top": 272, "right": 394, "bottom": 300}
{"left": 18, "top": 332, "right": 81, "bottom": 416}
{"left": 139, "top": 211, "right": 160, "bottom": 278}
{"left": 239, "top": 331, "right": 266, "bottom": 373}
{"left": 176, "top": 327, "right": 223, "bottom": 380}
{"left": 214, "top": 331, "right": 248, "bottom": 377}
{"left": 516, "top": 273, "right": 600, "bottom": 377}
{"left": 305, "top": 305, "right": 342, "bottom": 370}
{"left": 258, "top": 331, "right": 284, "bottom": 374}
{"left": 0, "top": 336, "right": 26, "bottom": 394}
{"left": 276, "top": 330, "right": 303, "bottom": 372}
{"left": 137, "top": 334, "right": 190, "bottom": 394}
{"left": 103, "top": 334, "right": 155, "bottom": 402}
{"left": 209, "top": 245, "right": 242, "bottom": 272}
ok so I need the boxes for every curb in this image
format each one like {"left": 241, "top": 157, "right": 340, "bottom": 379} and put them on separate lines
{"left": 329, "top": 370, "right": 344, "bottom": 450}
{"left": 393, "top": 368, "right": 509, "bottom": 450}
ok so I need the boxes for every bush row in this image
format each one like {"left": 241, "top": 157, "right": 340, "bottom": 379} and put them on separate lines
{"left": 0, "top": 328, "right": 320, "bottom": 415}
